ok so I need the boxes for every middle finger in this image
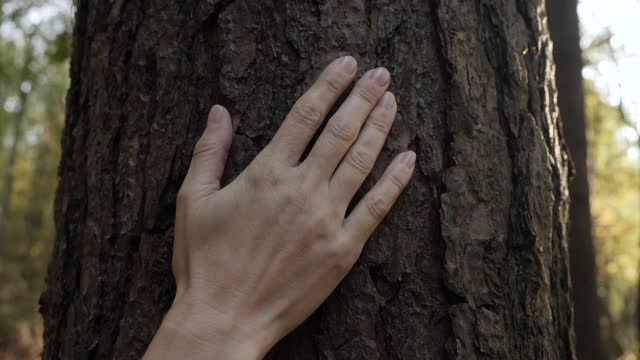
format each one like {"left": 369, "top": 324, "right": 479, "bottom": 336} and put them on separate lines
{"left": 301, "top": 67, "right": 390, "bottom": 178}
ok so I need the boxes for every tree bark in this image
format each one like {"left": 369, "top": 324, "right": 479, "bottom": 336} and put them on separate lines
{"left": 40, "top": 1, "right": 575, "bottom": 359}
{"left": 546, "top": 2, "right": 606, "bottom": 360}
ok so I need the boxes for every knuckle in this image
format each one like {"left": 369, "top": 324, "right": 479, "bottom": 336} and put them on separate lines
{"left": 279, "top": 187, "right": 297, "bottom": 203}
{"left": 389, "top": 173, "right": 406, "bottom": 191}
{"left": 245, "top": 162, "right": 279, "bottom": 191}
{"left": 355, "top": 86, "right": 378, "bottom": 106}
{"left": 172, "top": 253, "right": 186, "bottom": 275}
{"left": 369, "top": 114, "right": 391, "bottom": 134}
{"left": 280, "top": 183, "right": 309, "bottom": 209}
{"left": 322, "top": 75, "right": 343, "bottom": 95}
{"left": 299, "top": 168, "right": 317, "bottom": 190}
{"left": 327, "top": 243, "right": 353, "bottom": 273}
{"left": 345, "top": 149, "right": 374, "bottom": 175}
{"left": 328, "top": 119, "right": 358, "bottom": 143}
{"left": 192, "top": 138, "right": 219, "bottom": 159}
{"left": 310, "top": 209, "right": 340, "bottom": 236}
{"left": 343, "top": 245, "right": 361, "bottom": 268}
{"left": 245, "top": 166, "right": 262, "bottom": 189}
{"left": 292, "top": 103, "right": 323, "bottom": 130}
{"left": 176, "top": 187, "right": 191, "bottom": 204}
{"left": 316, "top": 215, "right": 335, "bottom": 233}
{"left": 171, "top": 257, "right": 181, "bottom": 273}
{"left": 365, "top": 196, "right": 388, "bottom": 221}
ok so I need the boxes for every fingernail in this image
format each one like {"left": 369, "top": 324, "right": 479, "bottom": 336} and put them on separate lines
{"left": 381, "top": 92, "right": 395, "bottom": 110}
{"left": 339, "top": 56, "right": 357, "bottom": 74}
{"left": 371, "top": 67, "right": 390, "bottom": 86}
{"left": 403, "top": 151, "right": 416, "bottom": 168}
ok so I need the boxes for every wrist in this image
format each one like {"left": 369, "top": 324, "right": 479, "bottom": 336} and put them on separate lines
{"left": 144, "top": 292, "right": 270, "bottom": 360}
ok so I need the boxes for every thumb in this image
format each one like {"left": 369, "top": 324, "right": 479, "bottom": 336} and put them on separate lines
{"left": 184, "top": 105, "right": 233, "bottom": 195}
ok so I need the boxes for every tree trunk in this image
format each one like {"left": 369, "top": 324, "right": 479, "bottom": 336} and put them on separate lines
{"left": 0, "top": 39, "right": 33, "bottom": 249}
{"left": 40, "top": 1, "right": 575, "bottom": 359}
{"left": 546, "top": 2, "right": 606, "bottom": 360}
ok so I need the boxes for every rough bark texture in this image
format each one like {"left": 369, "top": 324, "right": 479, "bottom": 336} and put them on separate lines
{"left": 546, "top": 1, "right": 606, "bottom": 359}
{"left": 40, "top": 1, "right": 575, "bottom": 359}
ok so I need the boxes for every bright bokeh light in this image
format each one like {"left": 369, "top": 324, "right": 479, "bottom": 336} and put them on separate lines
{"left": 579, "top": 2, "right": 640, "bottom": 359}
{"left": 579, "top": 0, "right": 640, "bottom": 132}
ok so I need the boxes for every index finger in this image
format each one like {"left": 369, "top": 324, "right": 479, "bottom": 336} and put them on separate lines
{"left": 267, "top": 56, "right": 358, "bottom": 165}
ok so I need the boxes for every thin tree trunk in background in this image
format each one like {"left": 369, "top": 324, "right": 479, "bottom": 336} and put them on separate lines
{"left": 546, "top": 1, "right": 606, "bottom": 360}
{"left": 0, "top": 42, "right": 33, "bottom": 246}
{"left": 40, "top": 1, "right": 575, "bottom": 359}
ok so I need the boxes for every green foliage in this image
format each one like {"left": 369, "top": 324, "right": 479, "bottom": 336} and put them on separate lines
{"left": 46, "top": 29, "right": 71, "bottom": 64}
{"left": 584, "top": 64, "right": 640, "bottom": 359}
{"left": 0, "top": 0, "right": 71, "bottom": 356}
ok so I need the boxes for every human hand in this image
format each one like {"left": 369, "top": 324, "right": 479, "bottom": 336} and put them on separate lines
{"left": 144, "top": 55, "right": 415, "bottom": 360}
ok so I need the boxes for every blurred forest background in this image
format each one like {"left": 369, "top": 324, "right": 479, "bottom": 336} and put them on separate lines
{"left": 0, "top": 0, "right": 637, "bottom": 359}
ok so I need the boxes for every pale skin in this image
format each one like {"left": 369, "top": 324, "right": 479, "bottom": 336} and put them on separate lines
{"left": 143, "top": 55, "right": 415, "bottom": 359}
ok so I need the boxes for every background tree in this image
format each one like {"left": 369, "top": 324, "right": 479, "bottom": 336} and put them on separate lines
{"left": 39, "top": 1, "right": 576, "bottom": 359}
{"left": 546, "top": 1, "right": 606, "bottom": 359}
{"left": 578, "top": 4, "right": 640, "bottom": 357}
{"left": 583, "top": 77, "right": 640, "bottom": 358}
{"left": 582, "top": 77, "right": 640, "bottom": 357}
{"left": 0, "top": 1, "right": 70, "bottom": 358}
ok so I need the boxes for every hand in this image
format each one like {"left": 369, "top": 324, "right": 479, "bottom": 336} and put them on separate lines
{"left": 144, "top": 55, "right": 415, "bottom": 359}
